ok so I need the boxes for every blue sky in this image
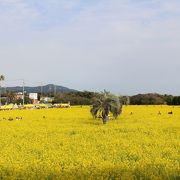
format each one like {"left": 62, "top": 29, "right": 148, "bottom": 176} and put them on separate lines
{"left": 0, "top": 0, "right": 180, "bottom": 95}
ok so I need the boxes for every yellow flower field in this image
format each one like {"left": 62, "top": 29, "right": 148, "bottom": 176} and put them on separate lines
{"left": 0, "top": 106, "right": 179, "bottom": 179}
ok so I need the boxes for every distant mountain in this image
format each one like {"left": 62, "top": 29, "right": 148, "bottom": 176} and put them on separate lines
{"left": 5, "top": 84, "right": 77, "bottom": 93}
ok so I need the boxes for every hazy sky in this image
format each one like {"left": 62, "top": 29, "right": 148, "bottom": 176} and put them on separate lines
{"left": 0, "top": 0, "right": 180, "bottom": 95}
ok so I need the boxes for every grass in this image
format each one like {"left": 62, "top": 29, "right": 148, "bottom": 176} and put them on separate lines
{"left": 0, "top": 105, "right": 179, "bottom": 179}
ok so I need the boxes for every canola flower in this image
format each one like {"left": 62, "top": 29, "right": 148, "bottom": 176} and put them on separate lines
{"left": 0, "top": 105, "right": 179, "bottom": 179}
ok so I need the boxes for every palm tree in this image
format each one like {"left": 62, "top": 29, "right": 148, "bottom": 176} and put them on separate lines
{"left": 0, "top": 75, "right": 5, "bottom": 106}
{"left": 90, "top": 91, "right": 122, "bottom": 124}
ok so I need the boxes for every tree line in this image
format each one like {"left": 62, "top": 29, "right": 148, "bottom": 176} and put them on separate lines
{"left": 53, "top": 92, "right": 180, "bottom": 105}
{"left": 130, "top": 93, "right": 180, "bottom": 105}
{"left": 1, "top": 91, "right": 180, "bottom": 106}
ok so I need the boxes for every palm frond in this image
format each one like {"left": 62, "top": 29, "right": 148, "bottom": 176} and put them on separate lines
{"left": 90, "top": 91, "right": 122, "bottom": 123}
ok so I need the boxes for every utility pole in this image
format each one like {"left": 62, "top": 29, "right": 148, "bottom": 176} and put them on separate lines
{"left": 40, "top": 82, "right": 43, "bottom": 102}
{"left": 0, "top": 81, "right": 1, "bottom": 107}
{"left": 4, "top": 86, "right": 7, "bottom": 94}
{"left": 0, "top": 75, "right": 5, "bottom": 107}
{"left": 41, "top": 84, "right": 43, "bottom": 97}
{"left": 54, "top": 84, "right": 56, "bottom": 97}
{"left": 22, "top": 80, "right": 25, "bottom": 106}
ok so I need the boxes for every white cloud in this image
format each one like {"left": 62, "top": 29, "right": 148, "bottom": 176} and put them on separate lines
{"left": 0, "top": 0, "right": 40, "bottom": 31}
{"left": 41, "top": 0, "right": 81, "bottom": 10}
{"left": 0, "top": 0, "right": 83, "bottom": 32}
{"left": 0, "top": 0, "right": 180, "bottom": 94}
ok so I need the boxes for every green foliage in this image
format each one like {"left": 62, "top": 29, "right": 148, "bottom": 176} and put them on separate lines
{"left": 130, "top": 93, "right": 165, "bottom": 105}
{"left": 172, "top": 96, "right": 180, "bottom": 105}
{"left": 53, "top": 91, "right": 98, "bottom": 105}
{"left": 15, "top": 96, "right": 32, "bottom": 105}
{"left": 163, "top": 94, "right": 174, "bottom": 105}
{"left": 119, "top": 96, "right": 130, "bottom": 105}
{"left": 90, "top": 91, "right": 122, "bottom": 124}
{"left": 130, "top": 93, "right": 180, "bottom": 105}
{"left": 0, "top": 91, "right": 32, "bottom": 105}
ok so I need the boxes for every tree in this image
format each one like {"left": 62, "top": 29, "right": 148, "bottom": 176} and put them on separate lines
{"left": 0, "top": 75, "right": 5, "bottom": 106}
{"left": 130, "top": 93, "right": 165, "bottom": 105}
{"left": 6, "top": 91, "right": 15, "bottom": 104}
{"left": 53, "top": 91, "right": 98, "bottom": 105}
{"left": 119, "top": 96, "right": 130, "bottom": 105}
{"left": 164, "top": 94, "right": 173, "bottom": 105}
{"left": 90, "top": 91, "right": 122, "bottom": 124}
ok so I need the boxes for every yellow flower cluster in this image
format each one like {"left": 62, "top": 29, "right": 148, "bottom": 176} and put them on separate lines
{"left": 0, "top": 105, "right": 179, "bottom": 179}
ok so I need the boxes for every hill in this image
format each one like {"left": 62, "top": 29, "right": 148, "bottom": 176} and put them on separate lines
{"left": 5, "top": 84, "right": 77, "bottom": 93}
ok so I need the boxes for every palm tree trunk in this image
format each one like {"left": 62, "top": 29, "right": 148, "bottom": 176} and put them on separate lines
{"left": 102, "top": 115, "right": 109, "bottom": 124}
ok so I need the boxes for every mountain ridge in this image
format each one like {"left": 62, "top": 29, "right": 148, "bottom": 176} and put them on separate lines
{"left": 5, "top": 84, "right": 77, "bottom": 93}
